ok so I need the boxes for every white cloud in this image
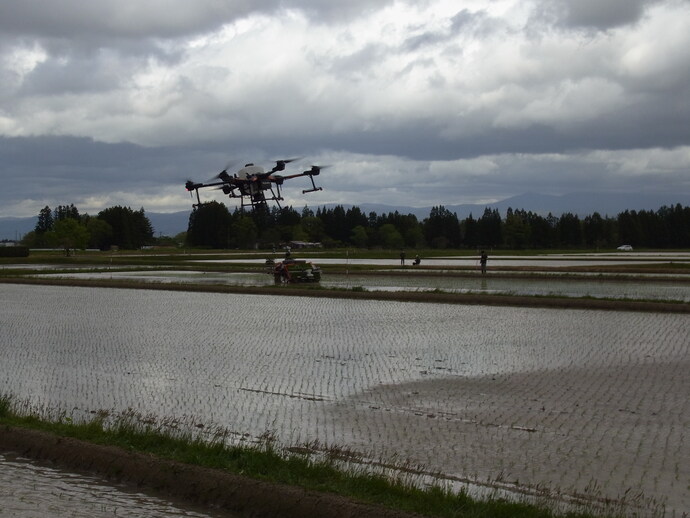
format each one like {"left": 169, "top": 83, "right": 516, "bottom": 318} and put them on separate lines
{"left": 0, "top": 0, "right": 688, "bottom": 218}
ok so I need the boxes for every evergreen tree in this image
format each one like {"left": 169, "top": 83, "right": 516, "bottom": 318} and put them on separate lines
{"left": 477, "top": 208, "right": 502, "bottom": 247}
{"left": 557, "top": 213, "right": 583, "bottom": 247}
{"left": 98, "top": 206, "right": 154, "bottom": 249}
{"left": 231, "top": 215, "right": 258, "bottom": 248}
{"left": 503, "top": 208, "right": 530, "bottom": 249}
{"left": 422, "top": 206, "right": 459, "bottom": 248}
{"left": 186, "top": 201, "right": 231, "bottom": 248}
{"left": 462, "top": 213, "right": 479, "bottom": 248}
{"left": 35, "top": 206, "right": 54, "bottom": 233}
{"left": 54, "top": 204, "right": 80, "bottom": 222}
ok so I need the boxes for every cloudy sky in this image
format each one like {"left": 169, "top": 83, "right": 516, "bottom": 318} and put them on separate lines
{"left": 1, "top": 0, "right": 688, "bottom": 218}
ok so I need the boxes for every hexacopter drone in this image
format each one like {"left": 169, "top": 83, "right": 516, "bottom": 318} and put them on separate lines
{"left": 185, "top": 159, "right": 324, "bottom": 210}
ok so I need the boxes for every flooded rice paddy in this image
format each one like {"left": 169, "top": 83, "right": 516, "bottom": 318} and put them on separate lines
{"left": 35, "top": 268, "right": 690, "bottom": 302}
{"left": 198, "top": 256, "right": 684, "bottom": 268}
{"left": 1, "top": 284, "right": 689, "bottom": 514}
{"left": 0, "top": 452, "right": 228, "bottom": 518}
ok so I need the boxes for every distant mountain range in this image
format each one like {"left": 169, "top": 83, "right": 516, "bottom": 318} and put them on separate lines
{"left": 2, "top": 191, "right": 689, "bottom": 240}
{"left": 346, "top": 192, "right": 690, "bottom": 220}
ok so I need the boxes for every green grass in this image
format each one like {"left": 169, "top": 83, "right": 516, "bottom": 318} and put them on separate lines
{"left": 0, "top": 394, "right": 610, "bottom": 518}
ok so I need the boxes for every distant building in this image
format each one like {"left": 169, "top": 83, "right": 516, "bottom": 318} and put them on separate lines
{"left": 288, "top": 241, "right": 322, "bottom": 249}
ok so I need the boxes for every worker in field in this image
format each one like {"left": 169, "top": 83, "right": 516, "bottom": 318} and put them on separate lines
{"left": 480, "top": 250, "right": 488, "bottom": 274}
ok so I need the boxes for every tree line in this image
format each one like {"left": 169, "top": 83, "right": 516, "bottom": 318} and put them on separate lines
{"left": 23, "top": 204, "right": 154, "bottom": 253}
{"left": 20, "top": 201, "right": 690, "bottom": 252}
{"left": 186, "top": 201, "right": 690, "bottom": 250}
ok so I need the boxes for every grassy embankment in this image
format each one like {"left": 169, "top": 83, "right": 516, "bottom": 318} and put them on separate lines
{"left": 0, "top": 394, "right": 607, "bottom": 518}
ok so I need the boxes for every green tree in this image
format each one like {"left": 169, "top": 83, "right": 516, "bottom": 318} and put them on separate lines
{"left": 525, "top": 212, "right": 556, "bottom": 248}
{"left": 477, "top": 208, "right": 502, "bottom": 247}
{"left": 378, "top": 223, "right": 404, "bottom": 249}
{"left": 301, "top": 216, "right": 326, "bottom": 242}
{"left": 462, "top": 214, "right": 479, "bottom": 248}
{"left": 54, "top": 204, "right": 79, "bottom": 222}
{"left": 350, "top": 225, "right": 369, "bottom": 248}
{"left": 424, "top": 205, "right": 460, "bottom": 248}
{"left": 404, "top": 224, "right": 425, "bottom": 248}
{"left": 318, "top": 205, "right": 348, "bottom": 244}
{"left": 85, "top": 217, "right": 114, "bottom": 250}
{"left": 503, "top": 208, "right": 530, "bottom": 249}
{"left": 186, "top": 201, "right": 231, "bottom": 248}
{"left": 345, "top": 207, "right": 368, "bottom": 234}
{"left": 557, "top": 213, "right": 583, "bottom": 247}
{"left": 97, "top": 206, "right": 153, "bottom": 249}
{"left": 583, "top": 212, "right": 607, "bottom": 248}
{"left": 52, "top": 218, "right": 89, "bottom": 256}
{"left": 35, "top": 206, "right": 54, "bottom": 233}
{"left": 617, "top": 210, "right": 639, "bottom": 246}
{"left": 231, "top": 215, "right": 258, "bottom": 248}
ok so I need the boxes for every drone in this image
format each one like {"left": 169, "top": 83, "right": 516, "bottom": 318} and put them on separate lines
{"left": 185, "top": 159, "right": 324, "bottom": 210}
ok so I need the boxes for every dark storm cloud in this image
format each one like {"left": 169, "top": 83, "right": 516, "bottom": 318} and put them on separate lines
{"left": 0, "top": 135, "right": 231, "bottom": 210}
{"left": 0, "top": 0, "right": 392, "bottom": 40}
{"left": 0, "top": 0, "right": 688, "bottom": 217}
{"left": 537, "top": 0, "right": 665, "bottom": 29}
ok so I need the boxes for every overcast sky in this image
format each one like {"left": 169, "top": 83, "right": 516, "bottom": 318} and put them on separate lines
{"left": 1, "top": 0, "right": 688, "bottom": 218}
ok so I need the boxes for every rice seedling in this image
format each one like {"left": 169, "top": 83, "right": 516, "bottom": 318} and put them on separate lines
{"left": 0, "top": 397, "right": 622, "bottom": 518}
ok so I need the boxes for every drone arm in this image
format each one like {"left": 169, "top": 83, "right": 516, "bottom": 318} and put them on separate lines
{"left": 187, "top": 180, "right": 227, "bottom": 191}
{"left": 275, "top": 166, "right": 323, "bottom": 193}
{"left": 302, "top": 173, "right": 323, "bottom": 194}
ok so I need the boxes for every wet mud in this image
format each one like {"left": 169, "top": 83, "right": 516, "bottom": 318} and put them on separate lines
{"left": 0, "top": 425, "right": 423, "bottom": 518}
{"left": 2, "top": 276, "right": 689, "bottom": 313}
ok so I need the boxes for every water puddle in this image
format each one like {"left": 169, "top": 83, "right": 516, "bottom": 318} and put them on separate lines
{"left": 0, "top": 453, "right": 233, "bottom": 517}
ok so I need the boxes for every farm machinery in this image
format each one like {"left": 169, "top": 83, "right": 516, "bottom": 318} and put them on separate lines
{"left": 266, "top": 258, "right": 321, "bottom": 284}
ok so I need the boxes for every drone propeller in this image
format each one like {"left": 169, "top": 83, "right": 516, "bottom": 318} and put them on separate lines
{"left": 300, "top": 165, "right": 327, "bottom": 194}
{"left": 186, "top": 180, "right": 203, "bottom": 191}
{"left": 270, "top": 157, "right": 301, "bottom": 173}
{"left": 304, "top": 165, "right": 329, "bottom": 175}
{"left": 213, "top": 170, "right": 233, "bottom": 182}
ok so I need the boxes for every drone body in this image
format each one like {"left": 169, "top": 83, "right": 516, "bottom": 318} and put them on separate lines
{"left": 185, "top": 159, "right": 324, "bottom": 210}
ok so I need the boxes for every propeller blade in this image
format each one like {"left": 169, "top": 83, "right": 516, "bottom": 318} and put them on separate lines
{"left": 213, "top": 170, "right": 232, "bottom": 182}
{"left": 279, "top": 157, "right": 300, "bottom": 164}
{"left": 212, "top": 185, "right": 236, "bottom": 195}
{"left": 271, "top": 157, "right": 301, "bottom": 173}
{"left": 304, "top": 165, "right": 329, "bottom": 175}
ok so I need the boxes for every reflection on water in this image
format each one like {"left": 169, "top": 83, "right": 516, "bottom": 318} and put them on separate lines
{"left": 328, "top": 273, "right": 690, "bottom": 302}
{"left": 34, "top": 269, "right": 690, "bottom": 302}
{"left": 198, "top": 257, "right": 676, "bottom": 268}
{"left": 2, "top": 285, "right": 688, "bottom": 513}
{"left": 0, "top": 453, "right": 229, "bottom": 518}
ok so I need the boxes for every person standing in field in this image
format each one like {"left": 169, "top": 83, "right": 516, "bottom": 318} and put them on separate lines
{"left": 400, "top": 250, "right": 406, "bottom": 265}
{"left": 480, "top": 250, "right": 488, "bottom": 274}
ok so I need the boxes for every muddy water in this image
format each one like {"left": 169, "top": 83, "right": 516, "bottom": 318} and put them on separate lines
{"left": 34, "top": 269, "right": 690, "bottom": 302}
{"left": 0, "top": 453, "right": 232, "bottom": 517}
{"left": 1, "top": 284, "right": 688, "bottom": 514}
